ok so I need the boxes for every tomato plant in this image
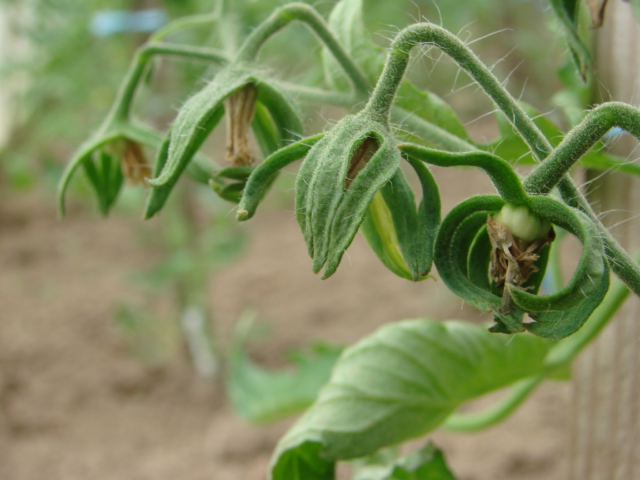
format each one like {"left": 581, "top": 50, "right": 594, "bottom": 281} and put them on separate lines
{"left": 58, "top": 1, "right": 640, "bottom": 478}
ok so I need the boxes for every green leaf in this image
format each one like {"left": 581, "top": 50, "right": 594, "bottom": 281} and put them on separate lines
{"left": 270, "top": 319, "right": 550, "bottom": 480}
{"left": 352, "top": 442, "right": 457, "bottom": 480}
{"left": 295, "top": 114, "right": 401, "bottom": 278}
{"left": 228, "top": 342, "right": 343, "bottom": 423}
{"left": 322, "top": 0, "right": 383, "bottom": 91}
{"left": 237, "top": 134, "right": 324, "bottom": 220}
{"left": 394, "top": 82, "right": 468, "bottom": 142}
{"left": 547, "top": 0, "right": 592, "bottom": 82}
{"left": 360, "top": 158, "right": 440, "bottom": 282}
{"left": 481, "top": 103, "right": 564, "bottom": 164}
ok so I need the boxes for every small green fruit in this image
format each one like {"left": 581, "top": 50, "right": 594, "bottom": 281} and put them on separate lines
{"left": 492, "top": 204, "right": 551, "bottom": 242}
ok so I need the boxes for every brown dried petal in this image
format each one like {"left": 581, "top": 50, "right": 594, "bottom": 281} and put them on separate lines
{"left": 588, "top": 0, "right": 609, "bottom": 28}
{"left": 121, "top": 140, "right": 152, "bottom": 185}
{"left": 345, "top": 135, "right": 379, "bottom": 189}
{"left": 224, "top": 84, "right": 258, "bottom": 167}
{"left": 487, "top": 215, "right": 555, "bottom": 315}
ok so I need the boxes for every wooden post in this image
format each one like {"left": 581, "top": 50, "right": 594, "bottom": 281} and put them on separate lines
{"left": 569, "top": 2, "right": 640, "bottom": 479}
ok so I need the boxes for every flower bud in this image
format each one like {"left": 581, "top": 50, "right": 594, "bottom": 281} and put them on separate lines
{"left": 295, "top": 114, "right": 401, "bottom": 278}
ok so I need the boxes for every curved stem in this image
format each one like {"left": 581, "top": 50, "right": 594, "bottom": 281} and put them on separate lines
{"left": 150, "top": 12, "right": 220, "bottom": 42}
{"left": 234, "top": 3, "right": 369, "bottom": 95}
{"left": 442, "top": 375, "right": 544, "bottom": 432}
{"left": 362, "top": 23, "right": 553, "bottom": 154}
{"left": 109, "top": 43, "right": 230, "bottom": 122}
{"left": 524, "top": 102, "right": 640, "bottom": 194}
{"left": 398, "top": 143, "right": 529, "bottom": 205}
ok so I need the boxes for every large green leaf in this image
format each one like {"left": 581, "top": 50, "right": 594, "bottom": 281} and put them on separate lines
{"left": 352, "top": 442, "right": 457, "bottom": 480}
{"left": 270, "top": 319, "right": 550, "bottom": 480}
{"left": 228, "top": 342, "right": 343, "bottom": 423}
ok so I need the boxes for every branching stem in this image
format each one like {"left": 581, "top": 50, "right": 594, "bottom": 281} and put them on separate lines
{"left": 234, "top": 3, "right": 369, "bottom": 95}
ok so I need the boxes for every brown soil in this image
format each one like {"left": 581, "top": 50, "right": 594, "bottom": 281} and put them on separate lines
{"left": 0, "top": 177, "right": 570, "bottom": 480}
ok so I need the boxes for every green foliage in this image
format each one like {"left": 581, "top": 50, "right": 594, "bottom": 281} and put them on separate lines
{"left": 229, "top": 339, "right": 343, "bottom": 422}
{"left": 270, "top": 319, "right": 550, "bottom": 479}
{"left": 55, "top": 1, "right": 640, "bottom": 479}
{"left": 295, "top": 113, "right": 401, "bottom": 278}
{"left": 352, "top": 443, "right": 456, "bottom": 480}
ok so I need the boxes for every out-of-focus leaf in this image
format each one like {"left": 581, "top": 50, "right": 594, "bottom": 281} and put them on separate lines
{"left": 481, "top": 103, "right": 564, "bottom": 163}
{"left": 587, "top": 0, "right": 609, "bottom": 27}
{"left": 229, "top": 341, "right": 343, "bottom": 423}
{"left": 352, "top": 442, "right": 457, "bottom": 480}
{"left": 270, "top": 319, "right": 550, "bottom": 480}
{"left": 322, "top": 0, "right": 384, "bottom": 91}
{"left": 394, "top": 82, "right": 468, "bottom": 142}
{"left": 547, "top": 0, "right": 592, "bottom": 81}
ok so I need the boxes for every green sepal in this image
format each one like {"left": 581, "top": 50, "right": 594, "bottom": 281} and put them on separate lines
{"left": 434, "top": 195, "right": 526, "bottom": 333}
{"left": 210, "top": 181, "right": 246, "bottom": 203}
{"left": 251, "top": 101, "right": 281, "bottom": 158}
{"left": 508, "top": 197, "right": 607, "bottom": 313}
{"left": 146, "top": 66, "right": 242, "bottom": 189}
{"left": 237, "top": 134, "right": 325, "bottom": 221}
{"left": 58, "top": 130, "right": 121, "bottom": 217}
{"left": 255, "top": 79, "right": 304, "bottom": 148}
{"left": 360, "top": 157, "right": 440, "bottom": 281}
{"left": 295, "top": 114, "right": 401, "bottom": 279}
{"left": 140, "top": 123, "right": 218, "bottom": 218}
{"left": 82, "top": 150, "right": 125, "bottom": 216}
{"left": 524, "top": 258, "right": 609, "bottom": 340}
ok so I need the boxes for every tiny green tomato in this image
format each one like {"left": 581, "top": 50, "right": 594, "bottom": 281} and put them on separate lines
{"left": 492, "top": 204, "right": 551, "bottom": 242}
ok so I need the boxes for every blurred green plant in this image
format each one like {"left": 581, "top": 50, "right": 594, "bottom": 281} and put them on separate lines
{"left": 24, "top": 0, "right": 640, "bottom": 478}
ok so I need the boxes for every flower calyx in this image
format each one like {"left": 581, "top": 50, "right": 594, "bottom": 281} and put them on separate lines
{"left": 296, "top": 113, "right": 401, "bottom": 279}
{"left": 435, "top": 195, "right": 609, "bottom": 339}
{"left": 360, "top": 156, "right": 440, "bottom": 282}
{"left": 487, "top": 205, "right": 555, "bottom": 317}
{"left": 145, "top": 65, "right": 302, "bottom": 218}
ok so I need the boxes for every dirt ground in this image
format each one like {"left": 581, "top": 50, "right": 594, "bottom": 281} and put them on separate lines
{"left": 0, "top": 172, "right": 570, "bottom": 480}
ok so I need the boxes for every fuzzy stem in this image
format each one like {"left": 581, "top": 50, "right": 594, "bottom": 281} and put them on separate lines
{"left": 363, "top": 22, "right": 553, "bottom": 152}
{"left": 109, "top": 43, "right": 229, "bottom": 123}
{"left": 524, "top": 102, "right": 640, "bottom": 194}
{"left": 234, "top": 3, "right": 369, "bottom": 95}
{"left": 150, "top": 12, "right": 220, "bottom": 43}
{"left": 365, "top": 24, "right": 640, "bottom": 297}
{"left": 442, "top": 375, "right": 544, "bottom": 431}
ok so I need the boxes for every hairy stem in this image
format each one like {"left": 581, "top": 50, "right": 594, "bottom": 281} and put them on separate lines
{"left": 364, "top": 23, "right": 640, "bottom": 296}
{"left": 442, "top": 375, "right": 544, "bottom": 431}
{"left": 234, "top": 3, "right": 369, "bottom": 95}
{"left": 109, "top": 43, "right": 229, "bottom": 123}
{"left": 363, "top": 22, "right": 552, "bottom": 153}
{"left": 524, "top": 102, "right": 640, "bottom": 194}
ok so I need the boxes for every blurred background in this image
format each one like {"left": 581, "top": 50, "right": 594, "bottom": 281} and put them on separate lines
{"left": 0, "top": 1, "right": 590, "bottom": 479}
